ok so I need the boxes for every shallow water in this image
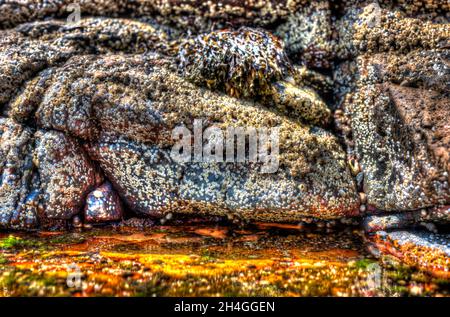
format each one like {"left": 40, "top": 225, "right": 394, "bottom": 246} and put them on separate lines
{"left": 0, "top": 223, "right": 448, "bottom": 297}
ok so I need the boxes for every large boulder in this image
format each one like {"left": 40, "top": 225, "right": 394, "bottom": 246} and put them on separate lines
{"left": 0, "top": 118, "right": 102, "bottom": 229}
{"left": 36, "top": 53, "right": 358, "bottom": 221}
{"left": 343, "top": 82, "right": 449, "bottom": 211}
{"left": 334, "top": 3, "right": 449, "bottom": 59}
{"left": 0, "top": 15, "right": 359, "bottom": 227}
{"left": 334, "top": 2, "right": 450, "bottom": 269}
{"left": 334, "top": 4, "right": 449, "bottom": 212}
{"left": 33, "top": 130, "right": 103, "bottom": 220}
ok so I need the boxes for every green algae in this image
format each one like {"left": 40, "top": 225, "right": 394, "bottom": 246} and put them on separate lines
{"left": 354, "top": 258, "right": 377, "bottom": 269}
{"left": 0, "top": 235, "right": 41, "bottom": 249}
{"left": 0, "top": 268, "right": 67, "bottom": 297}
{"left": 0, "top": 255, "right": 8, "bottom": 264}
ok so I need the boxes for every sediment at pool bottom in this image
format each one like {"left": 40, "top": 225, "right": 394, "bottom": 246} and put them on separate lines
{"left": 0, "top": 223, "right": 449, "bottom": 297}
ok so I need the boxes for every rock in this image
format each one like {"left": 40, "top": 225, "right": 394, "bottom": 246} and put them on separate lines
{"left": 276, "top": 0, "right": 333, "bottom": 69}
{"left": 363, "top": 210, "right": 450, "bottom": 232}
{"left": 0, "top": 0, "right": 307, "bottom": 31}
{"left": 0, "top": 118, "right": 38, "bottom": 229}
{"left": 0, "top": 15, "right": 359, "bottom": 225}
{"left": 333, "top": 0, "right": 449, "bottom": 16}
{"left": 369, "top": 230, "right": 450, "bottom": 279}
{"left": 270, "top": 81, "right": 331, "bottom": 126}
{"left": 0, "top": 118, "right": 102, "bottom": 229}
{"left": 31, "top": 54, "right": 167, "bottom": 142}
{"left": 0, "top": 17, "right": 174, "bottom": 114}
{"left": 345, "top": 83, "right": 449, "bottom": 211}
{"left": 87, "top": 139, "right": 359, "bottom": 222}
{"left": 84, "top": 181, "right": 123, "bottom": 223}
{"left": 0, "top": 32, "right": 74, "bottom": 106}
{"left": 333, "top": 3, "right": 449, "bottom": 229}
{"left": 335, "top": 25, "right": 449, "bottom": 212}
{"left": 334, "top": 3, "right": 450, "bottom": 271}
{"left": 356, "top": 50, "right": 450, "bottom": 93}
{"left": 363, "top": 211, "right": 430, "bottom": 233}
{"left": 79, "top": 54, "right": 358, "bottom": 221}
{"left": 335, "top": 3, "right": 449, "bottom": 59}
{"left": 293, "top": 65, "right": 334, "bottom": 96}
{"left": 33, "top": 130, "right": 103, "bottom": 219}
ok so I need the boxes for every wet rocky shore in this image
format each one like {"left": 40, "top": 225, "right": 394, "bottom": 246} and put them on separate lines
{"left": 0, "top": 0, "right": 449, "bottom": 292}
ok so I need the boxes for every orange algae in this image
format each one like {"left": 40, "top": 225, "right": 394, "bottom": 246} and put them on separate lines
{"left": 1, "top": 225, "right": 449, "bottom": 297}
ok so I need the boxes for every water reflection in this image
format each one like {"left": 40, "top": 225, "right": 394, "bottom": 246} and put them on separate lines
{"left": 0, "top": 224, "right": 448, "bottom": 296}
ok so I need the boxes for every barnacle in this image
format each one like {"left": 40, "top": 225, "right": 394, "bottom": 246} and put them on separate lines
{"left": 270, "top": 80, "right": 331, "bottom": 126}
{"left": 178, "top": 27, "right": 292, "bottom": 98}
{"left": 0, "top": 0, "right": 449, "bottom": 294}
{"left": 177, "top": 27, "right": 333, "bottom": 126}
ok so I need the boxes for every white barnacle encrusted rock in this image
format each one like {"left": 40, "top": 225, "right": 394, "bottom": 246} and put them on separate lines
{"left": 34, "top": 130, "right": 103, "bottom": 219}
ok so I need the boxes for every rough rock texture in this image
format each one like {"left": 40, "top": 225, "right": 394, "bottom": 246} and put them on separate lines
{"left": 87, "top": 139, "right": 358, "bottom": 222}
{"left": 344, "top": 83, "right": 449, "bottom": 211}
{"left": 276, "top": 0, "right": 332, "bottom": 69}
{"left": 33, "top": 130, "right": 103, "bottom": 219}
{"left": 0, "top": 118, "right": 38, "bottom": 229}
{"left": 334, "top": 3, "right": 450, "bottom": 214}
{"left": 66, "top": 53, "right": 357, "bottom": 221}
{"left": 370, "top": 230, "right": 450, "bottom": 278}
{"left": 0, "top": 10, "right": 359, "bottom": 228}
{"left": 0, "top": 118, "right": 102, "bottom": 229}
{"left": 0, "top": 0, "right": 308, "bottom": 31}
{"left": 334, "top": 3, "right": 449, "bottom": 60}
{"left": 363, "top": 206, "right": 450, "bottom": 233}
{"left": 332, "top": 1, "right": 450, "bottom": 273}
{"left": 0, "top": 17, "right": 175, "bottom": 120}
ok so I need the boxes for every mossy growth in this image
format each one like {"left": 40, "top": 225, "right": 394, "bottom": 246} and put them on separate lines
{"left": 353, "top": 258, "right": 377, "bottom": 269}
{"left": 0, "top": 268, "right": 62, "bottom": 296}
{"left": 199, "top": 249, "right": 217, "bottom": 262}
{"left": 0, "top": 235, "right": 38, "bottom": 249}
{"left": 0, "top": 255, "right": 8, "bottom": 264}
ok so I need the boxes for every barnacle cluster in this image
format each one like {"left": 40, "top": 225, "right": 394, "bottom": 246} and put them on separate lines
{"left": 178, "top": 27, "right": 292, "bottom": 98}
{"left": 0, "top": 1, "right": 448, "bottom": 276}
{"left": 177, "top": 27, "right": 332, "bottom": 126}
{"left": 0, "top": 18, "right": 359, "bottom": 227}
